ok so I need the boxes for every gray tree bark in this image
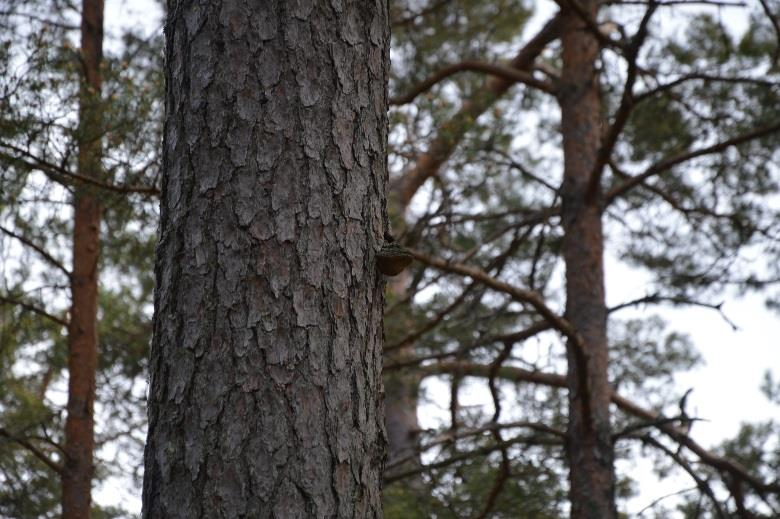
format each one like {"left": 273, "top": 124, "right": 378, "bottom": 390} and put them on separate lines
{"left": 142, "top": 1, "right": 389, "bottom": 517}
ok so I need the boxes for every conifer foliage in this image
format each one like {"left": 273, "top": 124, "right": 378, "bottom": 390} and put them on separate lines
{"left": 0, "top": 1, "right": 162, "bottom": 516}
{"left": 1, "top": 0, "right": 780, "bottom": 517}
{"left": 384, "top": 0, "right": 780, "bottom": 517}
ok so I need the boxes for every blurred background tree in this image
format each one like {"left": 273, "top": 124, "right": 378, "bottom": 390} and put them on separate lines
{"left": 0, "top": 1, "right": 162, "bottom": 516}
{"left": 384, "top": 0, "right": 780, "bottom": 517}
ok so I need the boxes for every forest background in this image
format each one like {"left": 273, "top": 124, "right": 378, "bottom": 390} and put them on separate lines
{"left": 1, "top": 0, "right": 779, "bottom": 517}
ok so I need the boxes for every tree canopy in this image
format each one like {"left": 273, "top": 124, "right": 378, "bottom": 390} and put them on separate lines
{"left": 1, "top": 0, "right": 779, "bottom": 517}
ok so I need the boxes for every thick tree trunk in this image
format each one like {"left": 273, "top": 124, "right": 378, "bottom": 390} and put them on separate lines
{"left": 558, "top": 5, "right": 615, "bottom": 518}
{"left": 62, "top": 0, "right": 103, "bottom": 517}
{"left": 142, "top": 1, "right": 389, "bottom": 517}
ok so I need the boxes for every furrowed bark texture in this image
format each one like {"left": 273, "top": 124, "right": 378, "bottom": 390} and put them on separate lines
{"left": 63, "top": 0, "right": 103, "bottom": 517}
{"left": 142, "top": 1, "right": 389, "bottom": 517}
{"left": 559, "top": 5, "right": 615, "bottom": 518}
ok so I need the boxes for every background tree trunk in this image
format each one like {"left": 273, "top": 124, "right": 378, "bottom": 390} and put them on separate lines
{"left": 62, "top": 0, "right": 103, "bottom": 516}
{"left": 559, "top": 6, "right": 615, "bottom": 518}
{"left": 142, "top": 1, "right": 389, "bottom": 517}
{"left": 384, "top": 273, "right": 422, "bottom": 474}
{"left": 382, "top": 14, "right": 566, "bottom": 481}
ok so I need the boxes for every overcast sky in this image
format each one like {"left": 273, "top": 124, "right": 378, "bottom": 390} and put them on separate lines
{"left": 92, "top": 0, "right": 779, "bottom": 515}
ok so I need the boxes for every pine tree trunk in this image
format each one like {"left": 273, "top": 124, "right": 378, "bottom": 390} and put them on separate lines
{"left": 559, "top": 5, "right": 615, "bottom": 518}
{"left": 142, "top": 1, "right": 389, "bottom": 517}
{"left": 62, "top": 0, "right": 103, "bottom": 517}
{"left": 384, "top": 274, "right": 422, "bottom": 475}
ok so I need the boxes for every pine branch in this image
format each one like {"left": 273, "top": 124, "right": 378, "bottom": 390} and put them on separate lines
{"left": 421, "top": 361, "right": 780, "bottom": 496}
{"left": 391, "top": 60, "right": 556, "bottom": 106}
{"left": 0, "top": 294, "right": 69, "bottom": 327}
{"left": 606, "top": 120, "right": 780, "bottom": 205}
{"left": 407, "top": 248, "right": 583, "bottom": 349}
{"left": 0, "top": 428, "right": 64, "bottom": 476}
{"left": 0, "top": 224, "right": 71, "bottom": 278}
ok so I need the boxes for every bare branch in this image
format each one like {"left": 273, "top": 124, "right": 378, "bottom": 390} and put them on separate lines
{"left": 384, "top": 320, "right": 552, "bottom": 371}
{"left": 391, "top": 60, "right": 556, "bottom": 106}
{"left": 392, "top": 12, "right": 566, "bottom": 210}
{"left": 0, "top": 428, "right": 64, "bottom": 476}
{"left": 0, "top": 9, "right": 79, "bottom": 30}
{"left": 635, "top": 73, "right": 780, "bottom": 104}
{"left": 639, "top": 434, "right": 728, "bottom": 518}
{"left": 609, "top": 293, "right": 740, "bottom": 330}
{"left": 0, "top": 224, "right": 71, "bottom": 277}
{"left": 0, "top": 294, "right": 69, "bottom": 327}
{"left": 407, "top": 248, "right": 582, "bottom": 347}
{"left": 0, "top": 143, "right": 160, "bottom": 196}
{"left": 635, "top": 486, "right": 699, "bottom": 517}
{"left": 384, "top": 431, "right": 562, "bottom": 484}
{"left": 606, "top": 121, "right": 780, "bottom": 205}
{"left": 422, "top": 420, "right": 565, "bottom": 453}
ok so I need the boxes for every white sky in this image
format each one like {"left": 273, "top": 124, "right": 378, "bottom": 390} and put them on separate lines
{"left": 89, "top": 0, "right": 779, "bottom": 515}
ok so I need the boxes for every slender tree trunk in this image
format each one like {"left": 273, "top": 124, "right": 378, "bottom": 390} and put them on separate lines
{"left": 142, "top": 1, "right": 389, "bottom": 517}
{"left": 384, "top": 273, "right": 422, "bottom": 475}
{"left": 558, "top": 5, "right": 615, "bottom": 518}
{"left": 62, "top": 0, "right": 103, "bottom": 517}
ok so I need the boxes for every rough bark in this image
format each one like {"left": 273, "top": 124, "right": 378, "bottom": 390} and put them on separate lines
{"left": 62, "top": 0, "right": 103, "bottom": 517}
{"left": 558, "top": 4, "right": 615, "bottom": 518}
{"left": 142, "top": 1, "right": 389, "bottom": 517}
